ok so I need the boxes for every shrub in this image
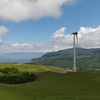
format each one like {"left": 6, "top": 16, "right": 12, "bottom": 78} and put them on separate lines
{"left": 1, "top": 67, "right": 19, "bottom": 74}
{"left": 0, "top": 67, "right": 37, "bottom": 84}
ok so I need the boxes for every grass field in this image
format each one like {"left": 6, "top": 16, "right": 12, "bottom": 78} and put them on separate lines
{"left": 0, "top": 63, "right": 100, "bottom": 100}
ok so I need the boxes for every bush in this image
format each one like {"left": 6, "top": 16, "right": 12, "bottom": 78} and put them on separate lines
{"left": 0, "top": 67, "right": 37, "bottom": 84}
{"left": 1, "top": 67, "right": 19, "bottom": 74}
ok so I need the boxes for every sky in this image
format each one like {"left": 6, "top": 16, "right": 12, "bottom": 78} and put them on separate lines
{"left": 0, "top": 0, "right": 100, "bottom": 53}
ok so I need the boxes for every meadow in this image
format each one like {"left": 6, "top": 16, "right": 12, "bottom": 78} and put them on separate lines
{"left": 0, "top": 63, "right": 100, "bottom": 100}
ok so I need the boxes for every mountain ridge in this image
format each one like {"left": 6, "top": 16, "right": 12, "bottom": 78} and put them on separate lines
{"left": 32, "top": 48, "right": 100, "bottom": 71}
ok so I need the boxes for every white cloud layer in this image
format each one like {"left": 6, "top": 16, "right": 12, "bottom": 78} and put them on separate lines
{"left": 50, "top": 27, "right": 73, "bottom": 48}
{"left": 1, "top": 25, "right": 100, "bottom": 53}
{"left": 0, "top": 0, "right": 76, "bottom": 22}
{"left": 51, "top": 25, "right": 100, "bottom": 49}
{"left": 0, "top": 43, "right": 55, "bottom": 53}
{"left": 78, "top": 26, "right": 100, "bottom": 48}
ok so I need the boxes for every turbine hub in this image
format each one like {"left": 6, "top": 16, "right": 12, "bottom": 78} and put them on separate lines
{"left": 72, "top": 32, "right": 78, "bottom": 35}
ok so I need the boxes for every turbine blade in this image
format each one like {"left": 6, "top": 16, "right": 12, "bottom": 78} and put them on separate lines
{"left": 76, "top": 20, "right": 78, "bottom": 32}
{"left": 76, "top": 33, "right": 78, "bottom": 47}
{"left": 76, "top": 20, "right": 79, "bottom": 47}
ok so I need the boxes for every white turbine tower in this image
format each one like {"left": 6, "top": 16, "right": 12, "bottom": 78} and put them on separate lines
{"left": 72, "top": 30, "right": 78, "bottom": 72}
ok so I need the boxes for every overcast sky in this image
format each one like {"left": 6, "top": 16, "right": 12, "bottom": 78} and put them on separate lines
{"left": 0, "top": 0, "right": 100, "bottom": 53}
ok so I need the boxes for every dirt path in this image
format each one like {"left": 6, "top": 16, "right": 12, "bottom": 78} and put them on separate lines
{"left": 42, "top": 66, "right": 74, "bottom": 74}
{"left": 51, "top": 69, "right": 74, "bottom": 74}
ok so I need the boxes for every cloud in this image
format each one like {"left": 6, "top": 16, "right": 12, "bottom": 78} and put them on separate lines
{"left": 51, "top": 26, "right": 100, "bottom": 50}
{"left": 0, "top": 0, "right": 76, "bottom": 22}
{"left": 0, "top": 43, "right": 54, "bottom": 53}
{"left": 50, "top": 27, "right": 73, "bottom": 48}
{"left": 78, "top": 26, "right": 100, "bottom": 48}
{"left": 1, "top": 25, "right": 100, "bottom": 53}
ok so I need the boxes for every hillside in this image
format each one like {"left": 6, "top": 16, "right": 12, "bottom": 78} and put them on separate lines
{"left": 32, "top": 48, "right": 100, "bottom": 71}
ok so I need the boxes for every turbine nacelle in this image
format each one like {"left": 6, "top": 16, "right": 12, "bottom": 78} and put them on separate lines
{"left": 72, "top": 31, "right": 78, "bottom": 36}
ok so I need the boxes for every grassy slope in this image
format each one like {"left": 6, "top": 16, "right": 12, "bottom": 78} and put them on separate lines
{"left": 0, "top": 63, "right": 59, "bottom": 72}
{"left": 0, "top": 63, "right": 100, "bottom": 100}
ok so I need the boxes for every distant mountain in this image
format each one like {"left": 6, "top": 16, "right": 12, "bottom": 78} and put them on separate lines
{"left": 0, "top": 52, "right": 45, "bottom": 63}
{"left": 32, "top": 48, "right": 100, "bottom": 71}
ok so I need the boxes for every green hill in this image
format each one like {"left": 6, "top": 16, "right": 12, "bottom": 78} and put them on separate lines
{"left": 32, "top": 48, "right": 100, "bottom": 71}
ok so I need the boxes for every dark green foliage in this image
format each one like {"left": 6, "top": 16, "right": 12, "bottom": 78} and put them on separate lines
{"left": 0, "top": 67, "right": 37, "bottom": 84}
{"left": 32, "top": 48, "right": 73, "bottom": 68}
{"left": 1, "top": 67, "right": 19, "bottom": 74}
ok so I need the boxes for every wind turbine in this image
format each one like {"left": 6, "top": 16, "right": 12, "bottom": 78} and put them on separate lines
{"left": 72, "top": 25, "right": 78, "bottom": 72}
